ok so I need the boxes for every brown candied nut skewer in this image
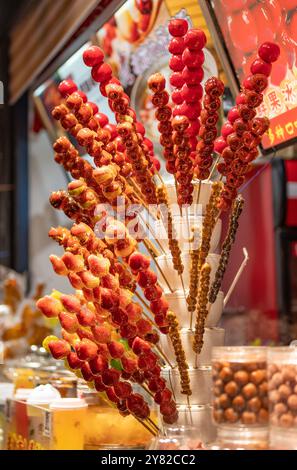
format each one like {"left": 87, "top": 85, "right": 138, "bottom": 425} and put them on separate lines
{"left": 209, "top": 195, "right": 244, "bottom": 304}
{"left": 193, "top": 263, "right": 211, "bottom": 357}
{"left": 186, "top": 226, "right": 201, "bottom": 322}
{"left": 198, "top": 181, "right": 223, "bottom": 272}
{"left": 157, "top": 186, "right": 183, "bottom": 276}
{"left": 167, "top": 311, "right": 192, "bottom": 396}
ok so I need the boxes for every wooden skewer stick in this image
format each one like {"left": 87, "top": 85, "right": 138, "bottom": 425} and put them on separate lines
{"left": 155, "top": 344, "right": 175, "bottom": 370}
{"left": 224, "top": 247, "right": 249, "bottom": 306}
{"left": 179, "top": 273, "right": 187, "bottom": 298}
{"left": 135, "top": 416, "right": 157, "bottom": 436}
{"left": 139, "top": 383, "right": 155, "bottom": 399}
{"left": 146, "top": 416, "right": 161, "bottom": 433}
{"left": 186, "top": 395, "right": 193, "bottom": 426}
{"left": 207, "top": 154, "right": 220, "bottom": 182}
{"left": 195, "top": 180, "right": 202, "bottom": 207}
{"left": 143, "top": 239, "right": 174, "bottom": 293}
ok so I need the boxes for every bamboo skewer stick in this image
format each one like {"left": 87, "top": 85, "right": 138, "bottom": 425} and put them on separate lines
{"left": 135, "top": 416, "right": 157, "bottom": 436}
{"left": 207, "top": 154, "right": 220, "bottom": 182}
{"left": 224, "top": 247, "right": 249, "bottom": 306}
{"left": 155, "top": 344, "right": 175, "bottom": 370}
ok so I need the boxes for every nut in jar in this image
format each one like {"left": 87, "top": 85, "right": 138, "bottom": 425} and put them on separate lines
{"left": 212, "top": 347, "right": 268, "bottom": 427}
{"left": 268, "top": 347, "right": 297, "bottom": 430}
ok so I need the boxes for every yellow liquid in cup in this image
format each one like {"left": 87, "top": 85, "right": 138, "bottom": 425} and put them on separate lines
{"left": 51, "top": 407, "right": 86, "bottom": 450}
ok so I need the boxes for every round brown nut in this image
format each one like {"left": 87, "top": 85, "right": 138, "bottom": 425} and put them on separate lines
{"left": 287, "top": 394, "right": 297, "bottom": 411}
{"left": 258, "top": 381, "right": 268, "bottom": 397}
{"left": 234, "top": 370, "right": 249, "bottom": 386}
{"left": 269, "top": 390, "right": 281, "bottom": 404}
{"left": 247, "top": 397, "right": 261, "bottom": 412}
{"left": 232, "top": 395, "right": 245, "bottom": 412}
{"left": 261, "top": 396, "right": 269, "bottom": 409}
{"left": 258, "top": 408, "right": 269, "bottom": 424}
{"left": 273, "top": 402, "right": 287, "bottom": 416}
{"left": 218, "top": 393, "right": 231, "bottom": 409}
{"left": 224, "top": 408, "right": 239, "bottom": 423}
{"left": 224, "top": 381, "right": 239, "bottom": 397}
{"left": 268, "top": 364, "right": 278, "bottom": 377}
{"left": 219, "top": 367, "right": 233, "bottom": 383}
{"left": 242, "top": 383, "right": 257, "bottom": 399}
{"left": 250, "top": 369, "right": 266, "bottom": 385}
{"left": 294, "top": 384, "right": 297, "bottom": 395}
{"left": 279, "top": 413, "right": 294, "bottom": 428}
{"left": 241, "top": 411, "right": 256, "bottom": 425}
{"left": 271, "top": 372, "right": 283, "bottom": 388}
{"left": 213, "top": 409, "right": 224, "bottom": 423}
{"left": 213, "top": 398, "right": 221, "bottom": 410}
{"left": 282, "top": 366, "right": 296, "bottom": 383}
{"left": 214, "top": 379, "right": 224, "bottom": 392}
{"left": 278, "top": 384, "right": 292, "bottom": 400}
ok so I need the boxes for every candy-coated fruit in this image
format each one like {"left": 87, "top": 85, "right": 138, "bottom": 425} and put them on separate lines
{"left": 129, "top": 252, "right": 150, "bottom": 271}
{"left": 61, "top": 252, "right": 85, "bottom": 272}
{"left": 169, "top": 54, "right": 184, "bottom": 71}
{"left": 83, "top": 46, "right": 104, "bottom": 67}
{"left": 168, "top": 37, "right": 185, "bottom": 55}
{"left": 132, "top": 337, "right": 151, "bottom": 354}
{"left": 49, "top": 254, "right": 68, "bottom": 275}
{"left": 94, "top": 376, "right": 107, "bottom": 392}
{"left": 182, "top": 48, "right": 205, "bottom": 68}
{"left": 121, "top": 355, "right": 137, "bottom": 374}
{"left": 37, "top": 296, "right": 63, "bottom": 318}
{"left": 58, "top": 311, "right": 79, "bottom": 333}
{"left": 60, "top": 294, "right": 81, "bottom": 314}
{"left": 102, "top": 369, "right": 121, "bottom": 386}
{"left": 92, "top": 63, "right": 112, "bottom": 83}
{"left": 182, "top": 66, "right": 204, "bottom": 85}
{"left": 76, "top": 306, "right": 96, "bottom": 327}
{"left": 108, "top": 341, "right": 125, "bottom": 358}
{"left": 228, "top": 10, "right": 258, "bottom": 54}
{"left": 250, "top": 58, "right": 272, "bottom": 77}
{"left": 148, "top": 377, "right": 166, "bottom": 392}
{"left": 67, "top": 352, "right": 84, "bottom": 370}
{"left": 89, "top": 354, "right": 108, "bottom": 374}
{"left": 114, "top": 382, "right": 132, "bottom": 399}
{"left": 184, "top": 29, "right": 207, "bottom": 50}
{"left": 92, "top": 325, "right": 111, "bottom": 343}
{"left": 168, "top": 18, "right": 188, "bottom": 37}
{"left": 170, "top": 72, "right": 184, "bottom": 88}
{"left": 222, "top": 0, "right": 247, "bottom": 11}
{"left": 48, "top": 339, "right": 71, "bottom": 359}
{"left": 152, "top": 158, "right": 161, "bottom": 172}
{"left": 137, "top": 269, "right": 157, "bottom": 287}
{"left": 228, "top": 107, "right": 240, "bottom": 123}
{"left": 182, "top": 83, "right": 203, "bottom": 103}
{"left": 221, "top": 122, "right": 234, "bottom": 139}
{"left": 126, "top": 302, "right": 142, "bottom": 322}
{"left": 144, "top": 285, "right": 162, "bottom": 301}
{"left": 147, "top": 72, "right": 166, "bottom": 92}
{"left": 214, "top": 137, "right": 228, "bottom": 154}
{"left": 88, "top": 101, "right": 99, "bottom": 114}
{"left": 258, "top": 42, "right": 280, "bottom": 63}
{"left": 76, "top": 338, "right": 98, "bottom": 360}
{"left": 58, "top": 79, "right": 77, "bottom": 97}
{"left": 42, "top": 335, "right": 59, "bottom": 352}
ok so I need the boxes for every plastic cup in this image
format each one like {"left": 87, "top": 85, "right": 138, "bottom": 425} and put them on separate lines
{"left": 50, "top": 398, "right": 87, "bottom": 450}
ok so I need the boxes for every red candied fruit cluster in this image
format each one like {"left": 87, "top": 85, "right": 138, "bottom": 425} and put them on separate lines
{"left": 214, "top": 42, "right": 280, "bottom": 210}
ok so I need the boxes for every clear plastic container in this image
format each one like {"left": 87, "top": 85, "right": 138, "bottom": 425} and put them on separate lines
{"left": 161, "top": 367, "right": 212, "bottom": 406}
{"left": 162, "top": 404, "right": 216, "bottom": 444}
{"left": 149, "top": 425, "right": 206, "bottom": 450}
{"left": 50, "top": 398, "right": 87, "bottom": 450}
{"left": 267, "top": 347, "right": 297, "bottom": 434}
{"left": 209, "top": 426, "right": 269, "bottom": 450}
{"left": 212, "top": 346, "right": 268, "bottom": 428}
{"left": 159, "top": 327, "right": 225, "bottom": 367}
{"left": 164, "top": 290, "right": 224, "bottom": 329}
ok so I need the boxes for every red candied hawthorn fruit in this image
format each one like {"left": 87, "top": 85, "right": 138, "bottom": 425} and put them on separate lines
{"left": 91, "top": 63, "right": 112, "bottom": 83}
{"left": 250, "top": 58, "right": 272, "bottom": 77}
{"left": 182, "top": 48, "right": 205, "bottom": 68}
{"left": 83, "top": 46, "right": 104, "bottom": 67}
{"left": 144, "top": 285, "right": 162, "bottom": 301}
{"left": 168, "top": 37, "right": 185, "bottom": 55}
{"left": 214, "top": 137, "right": 227, "bottom": 154}
{"left": 128, "top": 252, "right": 150, "bottom": 272}
{"left": 169, "top": 55, "right": 184, "bottom": 72}
{"left": 58, "top": 79, "right": 77, "bottom": 98}
{"left": 258, "top": 42, "right": 280, "bottom": 64}
{"left": 168, "top": 18, "right": 188, "bottom": 37}
{"left": 184, "top": 29, "right": 206, "bottom": 51}
{"left": 137, "top": 269, "right": 157, "bottom": 288}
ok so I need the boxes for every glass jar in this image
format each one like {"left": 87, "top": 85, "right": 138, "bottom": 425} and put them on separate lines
{"left": 267, "top": 346, "right": 297, "bottom": 449}
{"left": 149, "top": 425, "right": 206, "bottom": 450}
{"left": 212, "top": 346, "right": 268, "bottom": 428}
{"left": 79, "top": 385, "right": 158, "bottom": 450}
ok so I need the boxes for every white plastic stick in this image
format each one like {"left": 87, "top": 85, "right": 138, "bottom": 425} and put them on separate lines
{"left": 224, "top": 247, "right": 249, "bottom": 307}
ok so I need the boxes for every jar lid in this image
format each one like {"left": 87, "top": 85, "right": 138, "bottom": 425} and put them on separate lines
{"left": 27, "top": 384, "right": 61, "bottom": 405}
{"left": 212, "top": 346, "right": 267, "bottom": 362}
{"left": 50, "top": 398, "right": 87, "bottom": 410}
{"left": 267, "top": 346, "right": 297, "bottom": 364}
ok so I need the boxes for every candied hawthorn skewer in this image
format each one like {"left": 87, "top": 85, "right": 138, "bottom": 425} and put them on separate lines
{"left": 193, "top": 263, "right": 211, "bottom": 361}
{"left": 194, "top": 77, "right": 224, "bottom": 181}
{"left": 209, "top": 196, "right": 244, "bottom": 304}
{"left": 172, "top": 115, "right": 194, "bottom": 206}
{"left": 214, "top": 42, "right": 280, "bottom": 210}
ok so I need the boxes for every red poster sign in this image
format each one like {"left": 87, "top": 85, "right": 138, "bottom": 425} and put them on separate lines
{"left": 211, "top": 0, "right": 297, "bottom": 151}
